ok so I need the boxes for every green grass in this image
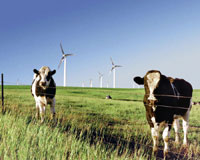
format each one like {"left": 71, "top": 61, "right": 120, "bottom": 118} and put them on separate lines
{"left": 0, "top": 86, "right": 200, "bottom": 159}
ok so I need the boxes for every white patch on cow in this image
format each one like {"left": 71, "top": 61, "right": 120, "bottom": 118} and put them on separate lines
{"left": 32, "top": 75, "right": 38, "bottom": 98}
{"left": 39, "top": 67, "right": 51, "bottom": 89}
{"left": 152, "top": 105, "right": 156, "bottom": 112}
{"left": 151, "top": 117, "right": 160, "bottom": 152}
{"left": 151, "top": 117, "right": 156, "bottom": 125}
{"left": 162, "top": 125, "right": 170, "bottom": 156}
{"left": 147, "top": 72, "right": 160, "bottom": 101}
{"left": 182, "top": 105, "right": 191, "bottom": 145}
{"left": 173, "top": 119, "right": 180, "bottom": 144}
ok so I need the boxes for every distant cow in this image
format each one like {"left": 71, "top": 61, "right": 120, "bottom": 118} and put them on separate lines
{"left": 134, "top": 70, "right": 193, "bottom": 157}
{"left": 31, "top": 66, "right": 56, "bottom": 123}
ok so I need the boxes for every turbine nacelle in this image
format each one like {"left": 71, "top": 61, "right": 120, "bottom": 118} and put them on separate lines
{"left": 98, "top": 72, "right": 103, "bottom": 78}
{"left": 110, "top": 57, "right": 122, "bottom": 71}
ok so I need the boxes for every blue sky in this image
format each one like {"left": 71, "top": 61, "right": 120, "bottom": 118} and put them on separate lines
{"left": 1, "top": 0, "right": 200, "bottom": 88}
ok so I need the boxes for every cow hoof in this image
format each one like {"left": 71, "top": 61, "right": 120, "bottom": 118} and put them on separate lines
{"left": 152, "top": 147, "right": 158, "bottom": 156}
{"left": 35, "top": 114, "right": 40, "bottom": 120}
{"left": 50, "top": 113, "right": 56, "bottom": 120}
{"left": 164, "top": 150, "right": 169, "bottom": 159}
{"left": 175, "top": 140, "right": 180, "bottom": 146}
{"left": 40, "top": 119, "right": 45, "bottom": 124}
{"left": 180, "top": 145, "right": 189, "bottom": 155}
{"left": 182, "top": 142, "right": 188, "bottom": 148}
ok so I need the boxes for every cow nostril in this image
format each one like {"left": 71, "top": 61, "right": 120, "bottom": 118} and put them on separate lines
{"left": 41, "top": 82, "right": 46, "bottom": 86}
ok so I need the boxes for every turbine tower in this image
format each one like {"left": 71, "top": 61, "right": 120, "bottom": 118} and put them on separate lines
{"left": 90, "top": 79, "right": 93, "bottom": 88}
{"left": 58, "top": 43, "right": 74, "bottom": 87}
{"left": 82, "top": 82, "right": 85, "bottom": 87}
{"left": 110, "top": 57, "right": 122, "bottom": 88}
{"left": 98, "top": 72, "right": 103, "bottom": 88}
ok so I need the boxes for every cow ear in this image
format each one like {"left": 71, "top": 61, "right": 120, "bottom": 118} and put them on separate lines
{"left": 50, "top": 70, "right": 56, "bottom": 76}
{"left": 33, "top": 69, "right": 39, "bottom": 75}
{"left": 133, "top": 76, "right": 144, "bottom": 85}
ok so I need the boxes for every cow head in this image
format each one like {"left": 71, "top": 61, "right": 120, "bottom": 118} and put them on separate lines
{"left": 33, "top": 66, "right": 56, "bottom": 89}
{"left": 134, "top": 70, "right": 161, "bottom": 105}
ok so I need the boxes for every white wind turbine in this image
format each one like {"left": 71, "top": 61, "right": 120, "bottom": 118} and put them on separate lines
{"left": 110, "top": 57, "right": 122, "bottom": 88}
{"left": 90, "top": 79, "right": 93, "bottom": 88}
{"left": 98, "top": 72, "right": 103, "bottom": 88}
{"left": 58, "top": 43, "right": 74, "bottom": 87}
{"left": 82, "top": 82, "right": 85, "bottom": 87}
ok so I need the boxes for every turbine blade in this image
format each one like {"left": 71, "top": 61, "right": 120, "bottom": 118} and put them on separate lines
{"left": 110, "top": 57, "right": 114, "bottom": 65}
{"left": 66, "top": 53, "right": 74, "bottom": 56}
{"left": 60, "top": 43, "right": 65, "bottom": 55}
{"left": 58, "top": 58, "right": 64, "bottom": 69}
{"left": 115, "top": 65, "right": 122, "bottom": 68}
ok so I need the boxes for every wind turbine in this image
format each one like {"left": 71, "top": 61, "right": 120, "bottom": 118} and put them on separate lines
{"left": 98, "top": 72, "right": 103, "bottom": 88}
{"left": 110, "top": 57, "right": 122, "bottom": 88}
{"left": 17, "top": 79, "right": 19, "bottom": 85}
{"left": 90, "top": 79, "right": 93, "bottom": 88}
{"left": 58, "top": 43, "right": 74, "bottom": 87}
{"left": 82, "top": 82, "right": 85, "bottom": 87}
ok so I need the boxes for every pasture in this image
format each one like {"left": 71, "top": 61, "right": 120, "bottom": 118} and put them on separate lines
{"left": 0, "top": 86, "right": 200, "bottom": 159}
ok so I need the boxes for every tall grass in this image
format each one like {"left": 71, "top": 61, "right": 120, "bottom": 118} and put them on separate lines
{"left": 0, "top": 86, "right": 199, "bottom": 159}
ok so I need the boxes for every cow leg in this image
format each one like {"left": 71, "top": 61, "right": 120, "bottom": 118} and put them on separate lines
{"left": 173, "top": 119, "right": 180, "bottom": 144}
{"left": 35, "top": 101, "right": 40, "bottom": 119}
{"left": 151, "top": 125, "right": 160, "bottom": 154}
{"left": 39, "top": 103, "right": 46, "bottom": 123}
{"left": 50, "top": 98, "right": 56, "bottom": 120}
{"left": 182, "top": 110, "right": 190, "bottom": 145}
{"left": 162, "top": 125, "right": 171, "bottom": 158}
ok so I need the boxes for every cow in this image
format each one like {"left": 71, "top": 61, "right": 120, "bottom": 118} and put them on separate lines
{"left": 31, "top": 66, "right": 56, "bottom": 123}
{"left": 133, "top": 70, "right": 193, "bottom": 158}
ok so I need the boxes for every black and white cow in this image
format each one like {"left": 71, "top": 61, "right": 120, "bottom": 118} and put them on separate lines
{"left": 31, "top": 66, "right": 56, "bottom": 123}
{"left": 134, "top": 70, "right": 193, "bottom": 157}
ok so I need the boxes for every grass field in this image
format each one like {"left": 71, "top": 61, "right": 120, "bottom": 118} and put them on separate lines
{"left": 0, "top": 86, "right": 200, "bottom": 159}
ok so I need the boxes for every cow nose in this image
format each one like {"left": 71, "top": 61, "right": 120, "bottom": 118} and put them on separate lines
{"left": 148, "top": 100, "right": 155, "bottom": 106}
{"left": 41, "top": 82, "right": 46, "bottom": 86}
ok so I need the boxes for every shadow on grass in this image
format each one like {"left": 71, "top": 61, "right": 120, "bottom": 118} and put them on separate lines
{"left": 2, "top": 108, "right": 198, "bottom": 160}
{"left": 55, "top": 116, "right": 198, "bottom": 160}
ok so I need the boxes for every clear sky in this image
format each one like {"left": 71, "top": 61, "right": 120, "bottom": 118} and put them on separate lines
{"left": 1, "top": 0, "right": 200, "bottom": 88}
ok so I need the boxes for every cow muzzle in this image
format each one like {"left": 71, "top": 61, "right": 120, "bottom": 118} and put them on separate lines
{"left": 40, "top": 81, "right": 47, "bottom": 89}
{"left": 148, "top": 94, "right": 157, "bottom": 101}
